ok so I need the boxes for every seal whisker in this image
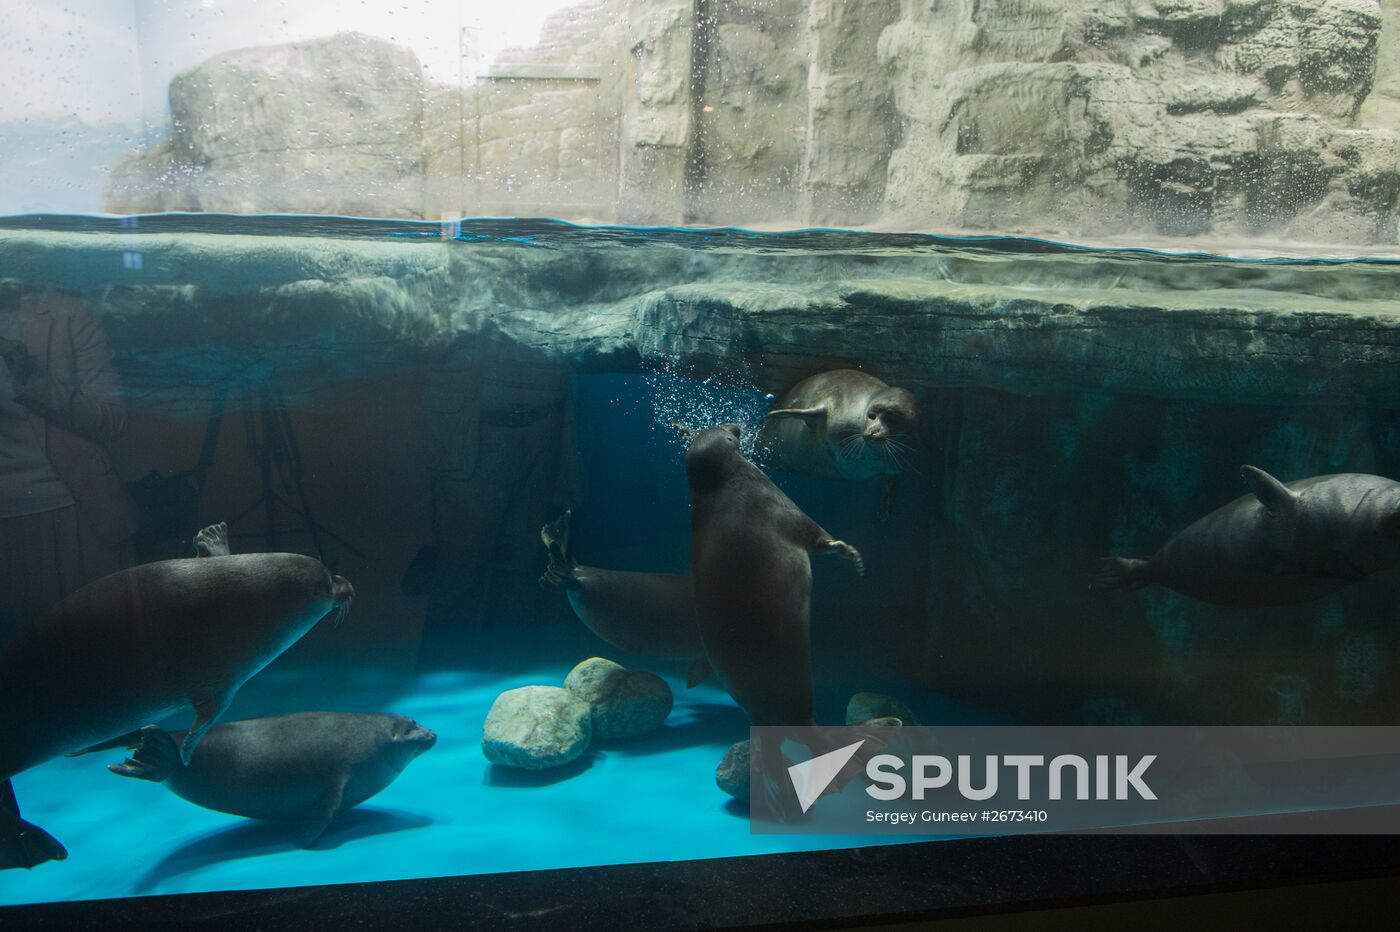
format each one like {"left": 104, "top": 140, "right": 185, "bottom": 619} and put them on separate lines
{"left": 886, "top": 442, "right": 911, "bottom": 474}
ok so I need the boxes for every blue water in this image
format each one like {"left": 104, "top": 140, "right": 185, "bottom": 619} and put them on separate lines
{"left": 2, "top": 666, "right": 991, "bottom": 905}
{"left": 0, "top": 346, "right": 985, "bottom": 906}
{"left": 6, "top": 212, "right": 1388, "bottom": 906}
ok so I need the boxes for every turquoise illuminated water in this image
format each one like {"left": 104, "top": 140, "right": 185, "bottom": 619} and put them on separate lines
{"left": 4, "top": 212, "right": 1390, "bottom": 905}
{"left": 2, "top": 668, "right": 964, "bottom": 905}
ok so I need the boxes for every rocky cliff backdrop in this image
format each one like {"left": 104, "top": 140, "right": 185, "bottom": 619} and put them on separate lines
{"left": 103, "top": 0, "right": 1400, "bottom": 247}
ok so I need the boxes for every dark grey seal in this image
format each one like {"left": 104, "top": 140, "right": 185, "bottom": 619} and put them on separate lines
{"left": 685, "top": 423, "right": 863, "bottom": 728}
{"left": 539, "top": 511, "right": 712, "bottom": 686}
{"left": 82, "top": 712, "right": 436, "bottom": 846}
{"left": 1092, "top": 467, "right": 1400, "bottom": 606}
{"left": 0, "top": 523, "right": 352, "bottom": 869}
{"left": 757, "top": 369, "right": 918, "bottom": 507}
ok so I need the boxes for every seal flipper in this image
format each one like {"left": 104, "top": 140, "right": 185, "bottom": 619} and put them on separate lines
{"left": 301, "top": 779, "right": 346, "bottom": 847}
{"left": 539, "top": 511, "right": 582, "bottom": 591}
{"left": 815, "top": 538, "right": 865, "bottom": 576}
{"left": 182, "top": 690, "right": 234, "bottom": 765}
{"left": 765, "top": 405, "right": 828, "bottom": 427}
{"left": 1, "top": 779, "right": 67, "bottom": 870}
{"left": 1241, "top": 466, "right": 1298, "bottom": 511}
{"left": 686, "top": 656, "right": 712, "bottom": 688}
{"left": 1090, "top": 556, "right": 1154, "bottom": 592}
{"left": 66, "top": 727, "right": 152, "bottom": 757}
{"left": 105, "top": 726, "right": 180, "bottom": 782}
{"left": 1241, "top": 465, "right": 1300, "bottom": 551}
{"left": 193, "top": 521, "right": 231, "bottom": 557}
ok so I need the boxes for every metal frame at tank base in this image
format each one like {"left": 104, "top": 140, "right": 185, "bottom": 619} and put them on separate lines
{"left": 6, "top": 819, "right": 1400, "bottom": 931}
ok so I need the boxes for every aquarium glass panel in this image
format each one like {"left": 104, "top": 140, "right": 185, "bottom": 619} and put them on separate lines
{"left": 3, "top": 0, "right": 1400, "bottom": 911}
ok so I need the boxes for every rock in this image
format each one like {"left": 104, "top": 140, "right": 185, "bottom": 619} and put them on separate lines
{"left": 878, "top": 0, "right": 1396, "bottom": 243}
{"left": 6, "top": 223, "right": 1400, "bottom": 419}
{"left": 845, "top": 692, "right": 919, "bottom": 727}
{"left": 688, "top": 10, "right": 808, "bottom": 223}
{"left": 97, "top": 3, "right": 1400, "bottom": 244}
{"left": 716, "top": 740, "right": 750, "bottom": 802}
{"left": 106, "top": 33, "right": 426, "bottom": 219}
{"left": 800, "top": 0, "right": 901, "bottom": 225}
{"left": 564, "top": 657, "right": 673, "bottom": 740}
{"left": 481, "top": 686, "right": 592, "bottom": 770}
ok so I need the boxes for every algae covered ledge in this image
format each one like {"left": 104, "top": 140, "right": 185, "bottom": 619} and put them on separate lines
{"left": 4, "top": 225, "right": 1400, "bottom": 414}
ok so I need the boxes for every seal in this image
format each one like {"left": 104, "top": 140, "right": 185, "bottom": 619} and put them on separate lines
{"left": 685, "top": 423, "right": 864, "bottom": 728}
{"left": 757, "top": 369, "right": 918, "bottom": 507}
{"left": 81, "top": 712, "right": 436, "bottom": 846}
{"left": 0, "top": 523, "right": 352, "bottom": 869}
{"left": 1091, "top": 467, "right": 1400, "bottom": 606}
{"left": 539, "top": 511, "right": 712, "bottom": 686}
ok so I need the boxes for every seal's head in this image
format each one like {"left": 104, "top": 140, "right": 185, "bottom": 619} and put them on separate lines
{"left": 862, "top": 386, "right": 918, "bottom": 443}
{"left": 386, "top": 715, "right": 437, "bottom": 770}
{"left": 684, "top": 423, "right": 745, "bottom": 490}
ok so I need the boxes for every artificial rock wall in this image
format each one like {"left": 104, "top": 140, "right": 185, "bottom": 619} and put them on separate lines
{"left": 104, "top": 0, "right": 1400, "bottom": 246}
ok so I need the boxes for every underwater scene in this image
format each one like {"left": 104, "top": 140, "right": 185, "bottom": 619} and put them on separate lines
{"left": 3, "top": 213, "right": 1400, "bottom": 904}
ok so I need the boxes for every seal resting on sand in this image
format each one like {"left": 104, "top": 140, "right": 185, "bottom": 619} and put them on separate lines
{"left": 82, "top": 712, "right": 435, "bottom": 847}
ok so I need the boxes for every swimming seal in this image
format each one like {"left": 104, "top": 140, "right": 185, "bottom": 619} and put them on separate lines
{"left": 539, "top": 511, "right": 712, "bottom": 686}
{"left": 685, "top": 423, "right": 863, "bottom": 726}
{"left": 1092, "top": 467, "right": 1400, "bottom": 606}
{"left": 82, "top": 712, "right": 435, "bottom": 846}
{"left": 685, "top": 424, "right": 872, "bottom": 815}
{"left": 757, "top": 369, "right": 918, "bottom": 507}
{"left": 0, "top": 523, "right": 352, "bottom": 869}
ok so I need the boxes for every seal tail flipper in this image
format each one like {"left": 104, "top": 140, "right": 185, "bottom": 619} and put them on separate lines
{"left": 193, "top": 521, "right": 231, "bottom": 557}
{"left": 103, "top": 726, "right": 180, "bottom": 783}
{"left": 1090, "top": 557, "right": 1154, "bottom": 592}
{"left": 541, "top": 510, "right": 576, "bottom": 569}
{"left": 686, "top": 656, "right": 712, "bottom": 688}
{"left": 539, "top": 511, "right": 581, "bottom": 591}
{"left": 1, "top": 779, "right": 67, "bottom": 870}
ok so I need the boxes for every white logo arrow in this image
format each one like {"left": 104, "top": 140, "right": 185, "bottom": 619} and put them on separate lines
{"left": 787, "top": 740, "right": 866, "bottom": 813}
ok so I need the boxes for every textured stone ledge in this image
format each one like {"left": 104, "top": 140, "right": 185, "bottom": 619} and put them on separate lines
{"left": 3, "top": 228, "right": 1400, "bottom": 412}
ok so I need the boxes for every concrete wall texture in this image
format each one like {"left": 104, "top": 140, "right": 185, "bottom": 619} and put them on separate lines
{"left": 100, "top": 0, "right": 1400, "bottom": 247}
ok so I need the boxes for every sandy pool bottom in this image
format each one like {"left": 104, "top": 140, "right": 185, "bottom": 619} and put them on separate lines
{"left": 2, "top": 668, "right": 936, "bottom": 906}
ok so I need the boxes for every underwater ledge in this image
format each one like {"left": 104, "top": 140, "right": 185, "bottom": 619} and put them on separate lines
{"left": 4, "top": 226, "right": 1400, "bottom": 413}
